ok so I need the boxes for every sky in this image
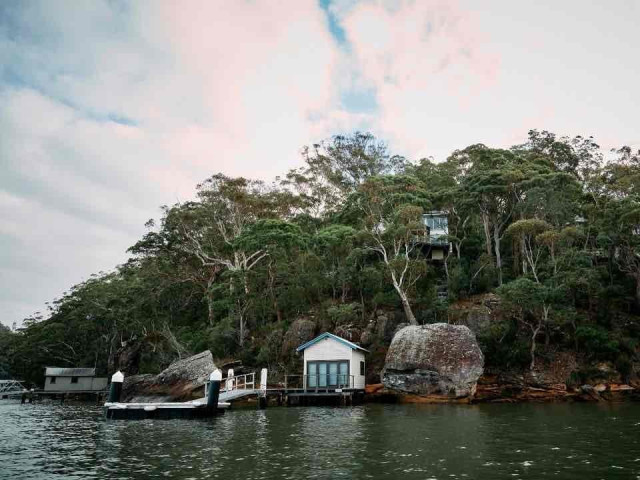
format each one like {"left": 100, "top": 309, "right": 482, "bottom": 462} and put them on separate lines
{"left": 1, "top": 0, "right": 639, "bottom": 327}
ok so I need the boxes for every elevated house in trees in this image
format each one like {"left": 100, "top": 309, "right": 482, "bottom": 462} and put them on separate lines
{"left": 420, "top": 211, "right": 451, "bottom": 260}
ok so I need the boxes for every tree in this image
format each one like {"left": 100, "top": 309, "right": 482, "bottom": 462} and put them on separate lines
{"left": 356, "top": 175, "right": 430, "bottom": 325}
{"left": 505, "top": 219, "right": 551, "bottom": 282}
{"left": 455, "top": 145, "right": 521, "bottom": 285}
{"left": 498, "top": 278, "right": 558, "bottom": 371}
{"left": 282, "top": 132, "right": 407, "bottom": 217}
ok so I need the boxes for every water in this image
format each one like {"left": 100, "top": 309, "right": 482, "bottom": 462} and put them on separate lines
{"left": 1, "top": 401, "right": 639, "bottom": 479}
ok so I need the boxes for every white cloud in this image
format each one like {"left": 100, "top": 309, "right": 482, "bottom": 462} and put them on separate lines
{"left": 334, "top": 0, "right": 500, "bottom": 160}
{"left": 334, "top": 0, "right": 640, "bottom": 160}
{"left": 2, "top": 0, "right": 639, "bottom": 326}
{"left": 0, "top": 0, "right": 354, "bottom": 326}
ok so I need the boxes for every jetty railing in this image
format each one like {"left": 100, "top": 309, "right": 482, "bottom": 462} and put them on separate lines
{"left": 0, "top": 380, "right": 27, "bottom": 398}
{"left": 222, "top": 372, "right": 255, "bottom": 392}
{"left": 283, "top": 374, "right": 354, "bottom": 392}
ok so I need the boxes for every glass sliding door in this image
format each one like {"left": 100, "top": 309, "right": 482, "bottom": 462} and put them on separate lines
{"left": 306, "top": 360, "right": 350, "bottom": 389}
{"left": 339, "top": 362, "right": 349, "bottom": 387}
{"left": 307, "top": 362, "right": 317, "bottom": 388}
{"left": 318, "top": 363, "right": 327, "bottom": 387}
{"left": 329, "top": 363, "right": 338, "bottom": 386}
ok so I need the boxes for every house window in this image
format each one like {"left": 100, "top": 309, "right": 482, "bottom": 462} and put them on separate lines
{"left": 71, "top": 376, "right": 79, "bottom": 384}
{"left": 360, "top": 361, "right": 365, "bottom": 376}
{"left": 50, "top": 376, "right": 56, "bottom": 384}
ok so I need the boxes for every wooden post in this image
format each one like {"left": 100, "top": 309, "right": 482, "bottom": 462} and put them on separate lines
{"left": 259, "top": 368, "right": 268, "bottom": 409}
{"left": 108, "top": 371, "right": 124, "bottom": 403}
{"left": 207, "top": 369, "right": 222, "bottom": 415}
{"left": 226, "top": 368, "right": 234, "bottom": 392}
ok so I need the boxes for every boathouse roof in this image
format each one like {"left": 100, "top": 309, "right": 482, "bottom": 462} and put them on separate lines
{"left": 296, "top": 332, "right": 369, "bottom": 353}
{"left": 45, "top": 367, "right": 97, "bottom": 377}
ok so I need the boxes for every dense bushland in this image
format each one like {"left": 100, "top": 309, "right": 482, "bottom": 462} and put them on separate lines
{"left": 2, "top": 131, "right": 640, "bottom": 386}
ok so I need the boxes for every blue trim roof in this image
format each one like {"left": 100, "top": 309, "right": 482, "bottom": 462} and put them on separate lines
{"left": 296, "top": 332, "right": 369, "bottom": 353}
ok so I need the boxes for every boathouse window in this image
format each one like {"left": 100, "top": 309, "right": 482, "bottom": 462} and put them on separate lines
{"left": 50, "top": 376, "right": 56, "bottom": 384}
{"left": 307, "top": 361, "right": 349, "bottom": 388}
{"left": 360, "top": 361, "right": 365, "bottom": 376}
{"left": 71, "top": 376, "right": 79, "bottom": 384}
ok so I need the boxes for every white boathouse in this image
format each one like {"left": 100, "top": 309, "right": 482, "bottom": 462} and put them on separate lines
{"left": 44, "top": 367, "right": 108, "bottom": 392}
{"left": 296, "top": 333, "right": 367, "bottom": 391}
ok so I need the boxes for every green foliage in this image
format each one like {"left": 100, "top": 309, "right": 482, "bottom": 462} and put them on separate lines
{"left": 575, "top": 326, "right": 620, "bottom": 360}
{"left": 6, "top": 131, "right": 640, "bottom": 383}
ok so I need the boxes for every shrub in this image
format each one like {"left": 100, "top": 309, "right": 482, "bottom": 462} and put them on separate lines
{"left": 575, "top": 325, "right": 619, "bottom": 360}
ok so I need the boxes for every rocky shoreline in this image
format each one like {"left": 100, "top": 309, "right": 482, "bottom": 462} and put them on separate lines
{"left": 366, "top": 377, "right": 638, "bottom": 404}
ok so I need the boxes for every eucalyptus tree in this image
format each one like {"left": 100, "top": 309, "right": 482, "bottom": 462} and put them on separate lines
{"left": 233, "top": 219, "right": 308, "bottom": 327}
{"left": 596, "top": 147, "right": 640, "bottom": 307}
{"left": 312, "top": 224, "right": 358, "bottom": 303}
{"left": 453, "top": 145, "right": 522, "bottom": 285}
{"left": 282, "top": 132, "right": 407, "bottom": 218}
{"left": 356, "top": 175, "right": 430, "bottom": 325}
{"left": 497, "top": 278, "right": 565, "bottom": 371}
{"left": 505, "top": 219, "right": 552, "bottom": 282}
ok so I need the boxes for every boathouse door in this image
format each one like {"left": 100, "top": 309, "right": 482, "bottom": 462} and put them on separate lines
{"left": 307, "top": 361, "right": 349, "bottom": 388}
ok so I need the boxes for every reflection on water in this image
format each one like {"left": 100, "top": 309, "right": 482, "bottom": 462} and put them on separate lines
{"left": 1, "top": 401, "right": 639, "bottom": 479}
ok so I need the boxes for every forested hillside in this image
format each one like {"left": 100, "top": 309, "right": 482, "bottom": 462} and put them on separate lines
{"left": 3, "top": 131, "right": 640, "bottom": 387}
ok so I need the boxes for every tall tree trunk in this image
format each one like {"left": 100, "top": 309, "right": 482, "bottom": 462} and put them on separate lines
{"left": 207, "top": 294, "right": 215, "bottom": 327}
{"left": 399, "top": 292, "right": 418, "bottom": 325}
{"left": 521, "top": 233, "right": 528, "bottom": 276}
{"left": 493, "top": 225, "right": 503, "bottom": 286}
{"left": 482, "top": 212, "right": 492, "bottom": 258}
{"left": 238, "top": 308, "right": 245, "bottom": 347}
{"left": 206, "top": 274, "right": 217, "bottom": 326}
{"left": 389, "top": 269, "right": 418, "bottom": 325}
{"left": 530, "top": 321, "right": 542, "bottom": 372}
{"left": 635, "top": 274, "right": 640, "bottom": 310}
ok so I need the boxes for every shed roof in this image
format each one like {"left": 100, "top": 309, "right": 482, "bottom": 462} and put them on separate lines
{"left": 45, "top": 367, "right": 96, "bottom": 377}
{"left": 296, "top": 332, "right": 369, "bottom": 353}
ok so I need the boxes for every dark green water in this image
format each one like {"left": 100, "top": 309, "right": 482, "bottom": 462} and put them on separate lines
{"left": 1, "top": 401, "right": 639, "bottom": 479}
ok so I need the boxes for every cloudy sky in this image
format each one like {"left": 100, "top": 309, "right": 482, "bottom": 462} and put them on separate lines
{"left": 1, "top": 0, "right": 639, "bottom": 327}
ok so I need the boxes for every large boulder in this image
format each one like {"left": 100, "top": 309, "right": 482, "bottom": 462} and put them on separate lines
{"left": 382, "top": 324, "right": 484, "bottom": 398}
{"left": 281, "top": 318, "right": 316, "bottom": 355}
{"left": 121, "top": 350, "right": 215, "bottom": 402}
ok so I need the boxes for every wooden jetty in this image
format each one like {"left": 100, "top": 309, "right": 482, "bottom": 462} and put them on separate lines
{"left": 104, "top": 370, "right": 231, "bottom": 420}
{"left": 0, "top": 380, "right": 28, "bottom": 401}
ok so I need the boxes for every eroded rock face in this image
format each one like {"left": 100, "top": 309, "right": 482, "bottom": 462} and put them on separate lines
{"left": 382, "top": 324, "right": 484, "bottom": 398}
{"left": 121, "top": 350, "right": 215, "bottom": 402}
{"left": 281, "top": 318, "right": 316, "bottom": 354}
{"left": 447, "top": 293, "right": 501, "bottom": 336}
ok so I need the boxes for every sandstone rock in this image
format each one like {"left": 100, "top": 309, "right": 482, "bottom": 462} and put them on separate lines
{"left": 529, "top": 352, "right": 578, "bottom": 387}
{"left": 155, "top": 350, "right": 215, "bottom": 386}
{"left": 393, "top": 322, "right": 409, "bottom": 337}
{"left": 121, "top": 350, "right": 215, "bottom": 402}
{"left": 334, "top": 324, "right": 361, "bottom": 343}
{"left": 382, "top": 323, "right": 484, "bottom": 398}
{"left": 108, "top": 338, "right": 143, "bottom": 375}
{"left": 360, "top": 329, "right": 373, "bottom": 347}
{"left": 281, "top": 318, "right": 316, "bottom": 355}
{"left": 448, "top": 293, "right": 501, "bottom": 336}
{"left": 577, "top": 384, "right": 602, "bottom": 402}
